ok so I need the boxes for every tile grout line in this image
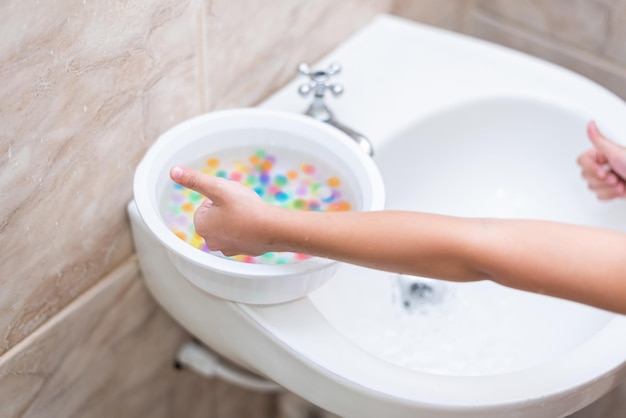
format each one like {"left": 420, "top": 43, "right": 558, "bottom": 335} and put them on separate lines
{"left": 0, "top": 255, "right": 140, "bottom": 367}
{"left": 195, "top": 0, "right": 211, "bottom": 113}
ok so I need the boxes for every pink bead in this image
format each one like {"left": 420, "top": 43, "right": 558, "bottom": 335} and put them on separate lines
{"left": 268, "top": 185, "right": 280, "bottom": 195}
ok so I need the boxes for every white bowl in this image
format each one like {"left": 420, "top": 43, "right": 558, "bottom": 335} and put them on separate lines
{"left": 133, "top": 108, "right": 385, "bottom": 304}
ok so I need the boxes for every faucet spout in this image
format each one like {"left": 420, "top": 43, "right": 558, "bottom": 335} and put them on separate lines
{"left": 298, "top": 62, "right": 374, "bottom": 157}
{"left": 307, "top": 107, "right": 374, "bottom": 157}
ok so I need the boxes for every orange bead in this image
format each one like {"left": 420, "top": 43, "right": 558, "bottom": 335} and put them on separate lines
{"left": 327, "top": 176, "right": 341, "bottom": 187}
{"left": 338, "top": 201, "right": 351, "bottom": 211}
{"left": 181, "top": 203, "right": 195, "bottom": 213}
{"left": 207, "top": 158, "right": 220, "bottom": 168}
{"left": 328, "top": 201, "right": 351, "bottom": 212}
{"left": 286, "top": 170, "right": 298, "bottom": 180}
{"left": 261, "top": 160, "right": 273, "bottom": 172}
{"left": 249, "top": 155, "right": 260, "bottom": 165}
{"left": 174, "top": 231, "right": 187, "bottom": 241}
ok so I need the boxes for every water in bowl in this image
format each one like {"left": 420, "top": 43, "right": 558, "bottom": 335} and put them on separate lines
{"left": 160, "top": 145, "right": 356, "bottom": 264}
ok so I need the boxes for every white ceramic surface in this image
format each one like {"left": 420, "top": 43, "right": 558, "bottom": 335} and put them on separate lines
{"left": 310, "top": 96, "right": 623, "bottom": 379}
{"left": 130, "top": 15, "right": 626, "bottom": 418}
{"left": 133, "top": 108, "right": 384, "bottom": 304}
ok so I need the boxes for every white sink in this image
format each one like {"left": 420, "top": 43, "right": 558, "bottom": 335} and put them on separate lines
{"left": 308, "top": 96, "right": 624, "bottom": 378}
{"left": 130, "top": 14, "right": 626, "bottom": 418}
{"left": 259, "top": 14, "right": 626, "bottom": 415}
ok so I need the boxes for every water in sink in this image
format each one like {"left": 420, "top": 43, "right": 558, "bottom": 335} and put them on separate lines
{"left": 312, "top": 264, "right": 611, "bottom": 376}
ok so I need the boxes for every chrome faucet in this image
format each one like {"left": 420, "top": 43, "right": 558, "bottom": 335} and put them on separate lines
{"left": 297, "top": 62, "right": 374, "bottom": 156}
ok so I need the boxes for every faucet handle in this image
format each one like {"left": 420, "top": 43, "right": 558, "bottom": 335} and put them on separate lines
{"left": 297, "top": 62, "right": 344, "bottom": 98}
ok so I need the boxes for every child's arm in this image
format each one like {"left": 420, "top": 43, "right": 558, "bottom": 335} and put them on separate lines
{"left": 170, "top": 166, "right": 626, "bottom": 314}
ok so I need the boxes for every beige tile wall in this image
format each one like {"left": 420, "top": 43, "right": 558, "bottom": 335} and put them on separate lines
{"left": 203, "top": 0, "right": 394, "bottom": 110}
{"left": 2, "top": 0, "right": 624, "bottom": 416}
{"left": 391, "top": 0, "right": 478, "bottom": 32}
{"left": 0, "top": 258, "right": 212, "bottom": 418}
{"left": 468, "top": 0, "right": 626, "bottom": 100}
{"left": 0, "top": 0, "right": 203, "bottom": 356}
{"left": 392, "top": 0, "right": 626, "bottom": 99}
{"left": 0, "top": 0, "right": 391, "bottom": 416}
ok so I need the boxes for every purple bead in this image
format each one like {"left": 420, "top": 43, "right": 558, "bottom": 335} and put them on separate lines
{"left": 172, "top": 193, "right": 185, "bottom": 203}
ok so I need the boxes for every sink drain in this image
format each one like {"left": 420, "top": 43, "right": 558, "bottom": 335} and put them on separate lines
{"left": 395, "top": 274, "right": 446, "bottom": 310}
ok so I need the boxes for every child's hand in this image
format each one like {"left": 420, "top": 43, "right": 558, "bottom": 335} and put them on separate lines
{"left": 577, "top": 121, "right": 626, "bottom": 200}
{"left": 169, "top": 166, "right": 281, "bottom": 256}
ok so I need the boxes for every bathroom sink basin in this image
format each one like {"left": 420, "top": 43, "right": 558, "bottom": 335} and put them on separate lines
{"left": 310, "top": 96, "right": 625, "bottom": 378}
{"left": 243, "top": 91, "right": 626, "bottom": 417}
{"left": 253, "top": 15, "right": 626, "bottom": 416}
{"left": 130, "top": 14, "right": 626, "bottom": 418}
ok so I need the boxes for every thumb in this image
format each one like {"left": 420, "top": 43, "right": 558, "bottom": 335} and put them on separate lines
{"left": 587, "top": 121, "right": 626, "bottom": 179}
{"left": 169, "top": 166, "right": 224, "bottom": 204}
{"left": 587, "top": 121, "right": 623, "bottom": 158}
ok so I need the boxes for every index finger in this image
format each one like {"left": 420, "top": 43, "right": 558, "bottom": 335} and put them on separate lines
{"left": 169, "top": 166, "right": 225, "bottom": 203}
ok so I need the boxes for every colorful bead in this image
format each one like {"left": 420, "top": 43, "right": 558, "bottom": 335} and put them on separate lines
{"left": 316, "top": 186, "right": 332, "bottom": 200}
{"left": 189, "top": 191, "right": 203, "bottom": 202}
{"left": 291, "top": 199, "right": 306, "bottom": 210}
{"left": 275, "top": 191, "right": 288, "bottom": 202}
{"left": 246, "top": 174, "right": 257, "bottom": 185}
{"left": 301, "top": 164, "right": 315, "bottom": 175}
{"left": 260, "top": 160, "right": 273, "bottom": 172}
{"left": 327, "top": 176, "right": 341, "bottom": 187}
{"left": 274, "top": 174, "right": 288, "bottom": 187}
{"left": 259, "top": 173, "right": 271, "bottom": 185}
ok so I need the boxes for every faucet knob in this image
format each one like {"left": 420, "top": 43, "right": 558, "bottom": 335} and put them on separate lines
{"left": 297, "top": 62, "right": 344, "bottom": 98}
